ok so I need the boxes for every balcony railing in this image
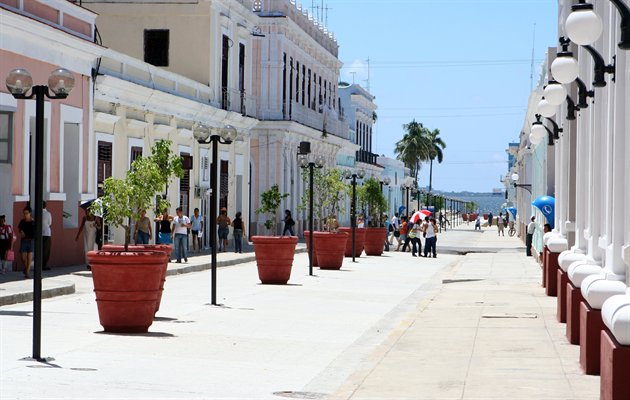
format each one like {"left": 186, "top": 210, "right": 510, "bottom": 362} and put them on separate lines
{"left": 258, "top": 100, "right": 350, "bottom": 140}
{"left": 220, "top": 87, "right": 258, "bottom": 118}
{"left": 356, "top": 149, "right": 379, "bottom": 165}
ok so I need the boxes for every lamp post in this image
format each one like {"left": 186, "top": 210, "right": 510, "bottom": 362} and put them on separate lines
{"left": 193, "top": 124, "right": 237, "bottom": 306}
{"left": 344, "top": 168, "right": 365, "bottom": 262}
{"left": 511, "top": 173, "right": 532, "bottom": 194}
{"left": 298, "top": 141, "right": 324, "bottom": 276}
{"left": 379, "top": 177, "right": 391, "bottom": 225}
{"left": 5, "top": 68, "right": 75, "bottom": 362}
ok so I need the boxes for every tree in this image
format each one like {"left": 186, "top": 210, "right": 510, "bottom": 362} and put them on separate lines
{"left": 426, "top": 129, "right": 446, "bottom": 193}
{"left": 256, "top": 184, "right": 289, "bottom": 233}
{"left": 394, "top": 120, "right": 430, "bottom": 184}
{"left": 358, "top": 177, "right": 388, "bottom": 227}
{"left": 299, "top": 168, "right": 347, "bottom": 231}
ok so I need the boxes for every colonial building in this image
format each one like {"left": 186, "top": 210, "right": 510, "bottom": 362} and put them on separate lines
{"left": 0, "top": 0, "right": 101, "bottom": 267}
{"left": 249, "top": 0, "right": 357, "bottom": 234}
{"left": 81, "top": 0, "right": 258, "bottom": 244}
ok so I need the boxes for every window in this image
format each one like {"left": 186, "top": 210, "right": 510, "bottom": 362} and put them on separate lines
{"left": 130, "top": 146, "right": 142, "bottom": 168}
{"left": 0, "top": 112, "right": 12, "bottom": 163}
{"left": 180, "top": 152, "right": 191, "bottom": 216}
{"left": 144, "top": 29, "right": 169, "bottom": 67}
{"left": 221, "top": 35, "right": 230, "bottom": 110}
{"left": 97, "top": 141, "right": 112, "bottom": 197}
{"left": 239, "top": 43, "right": 246, "bottom": 114}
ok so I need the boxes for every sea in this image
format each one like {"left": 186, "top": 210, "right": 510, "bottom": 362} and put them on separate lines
{"left": 434, "top": 191, "right": 507, "bottom": 215}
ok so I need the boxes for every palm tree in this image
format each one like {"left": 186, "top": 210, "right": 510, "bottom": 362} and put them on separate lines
{"left": 394, "top": 120, "right": 430, "bottom": 183}
{"left": 426, "top": 128, "right": 446, "bottom": 193}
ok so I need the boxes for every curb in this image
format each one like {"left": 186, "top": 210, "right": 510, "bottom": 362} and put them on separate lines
{"left": 0, "top": 279, "right": 76, "bottom": 307}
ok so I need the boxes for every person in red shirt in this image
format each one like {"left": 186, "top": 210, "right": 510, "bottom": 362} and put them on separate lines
{"left": 396, "top": 216, "right": 408, "bottom": 252}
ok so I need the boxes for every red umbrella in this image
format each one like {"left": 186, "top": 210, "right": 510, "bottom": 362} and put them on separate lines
{"left": 410, "top": 210, "right": 431, "bottom": 224}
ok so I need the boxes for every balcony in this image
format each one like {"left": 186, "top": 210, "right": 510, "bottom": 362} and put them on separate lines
{"left": 220, "top": 87, "right": 258, "bottom": 118}
{"left": 258, "top": 100, "right": 350, "bottom": 140}
{"left": 356, "top": 149, "right": 379, "bottom": 165}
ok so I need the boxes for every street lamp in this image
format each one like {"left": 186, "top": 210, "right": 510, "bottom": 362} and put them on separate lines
{"left": 511, "top": 173, "right": 532, "bottom": 194}
{"left": 565, "top": 0, "right": 630, "bottom": 50}
{"left": 6, "top": 67, "right": 75, "bottom": 362}
{"left": 298, "top": 141, "right": 325, "bottom": 276}
{"left": 193, "top": 124, "right": 237, "bottom": 306}
{"left": 379, "top": 177, "right": 391, "bottom": 192}
{"left": 344, "top": 168, "right": 365, "bottom": 262}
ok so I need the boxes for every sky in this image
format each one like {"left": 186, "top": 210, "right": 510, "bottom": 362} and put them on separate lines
{"left": 318, "top": 0, "right": 558, "bottom": 192}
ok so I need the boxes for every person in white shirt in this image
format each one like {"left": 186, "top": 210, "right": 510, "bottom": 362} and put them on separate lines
{"left": 526, "top": 216, "right": 537, "bottom": 256}
{"left": 42, "top": 201, "right": 52, "bottom": 270}
{"left": 171, "top": 207, "right": 191, "bottom": 263}
{"left": 390, "top": 213, "right": 400, "bottom": 246}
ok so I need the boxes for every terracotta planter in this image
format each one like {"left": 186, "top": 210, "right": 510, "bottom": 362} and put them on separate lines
{"left": 303, "top": 230, "right": 318, "bottom": 267}
{"left": 252, "top": 236, "right": 298, "bottom": 284}
{"left": 314, "top": 231, "right": 348, "bottom": 270}
{"left": 102, "top": 244, "right": 172, "bottom": 313}
{"left": 364, "top": 227, "right": 388, "bottom": 256}
{"left": 339, "top": 227, "right": 366, "bottom": 258}
{"left": 88, "top": 250, "right": 168, "bottom": 333}
{"left": 462, "top": 213, "right": 468, "bottom": 222}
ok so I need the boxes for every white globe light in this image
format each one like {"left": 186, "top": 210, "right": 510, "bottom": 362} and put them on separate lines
{"left": 543, "top": 82, "right": 567, "bottom": 106}
{"left": 537, "top": 99, "right": 557, "bottom": 118}
{"left": 529, "top": 133, "right": 543, "bottom": 145}
{"left": 551, "top": 54, "right": 579, "bottom": 84}
{"left": 565, "top": 5, "right": 603, "bottom": 46}
{"left": 531, "top": 123, "right": 547, "bottom": 140}
{"left": 511, "top": 173, "right": 519, "bottom": 182}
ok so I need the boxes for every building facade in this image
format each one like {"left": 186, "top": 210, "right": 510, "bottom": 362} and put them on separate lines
{"left": 0, "top": 0, "right": 101, "bottom": 267}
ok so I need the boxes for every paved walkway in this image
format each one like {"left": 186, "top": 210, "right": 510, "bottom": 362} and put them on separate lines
{"left": 0, "top": 226, "right": 598, "bottom": 399}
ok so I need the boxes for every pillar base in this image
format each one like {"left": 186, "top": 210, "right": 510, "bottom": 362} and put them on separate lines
{"left": 542, "top": 246, "right": 549, "bottom": 288}
{"left": 600, "top": 330, "right": 630, "bottom": 400}
{"left": 557, "top": 269, "right": 568, "bottom": 323}
{"left": 580, "top": 301, "right": 606, "bottom": 375}
{"left": 545, "top": 251, "right": 559, "bottom": 297}
{"left": 567, "top": 281, "right": 583, "bottom": 345}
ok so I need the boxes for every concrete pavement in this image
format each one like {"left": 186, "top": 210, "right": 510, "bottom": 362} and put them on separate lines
{"left": 0, "top": 226, "right": 598, "bottom": 399}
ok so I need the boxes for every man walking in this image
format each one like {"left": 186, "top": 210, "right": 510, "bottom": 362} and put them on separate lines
{"left": 172, "top": 207, "right": 191, "bottom": 263}
{"left": 526, "top": 216, "right": 536, "bottom": 256}
{"left": 42, "top": 201, "right": 52, "bottom": 270}
{"left": 497, "top": 212, "right": 505, "bottom": 236}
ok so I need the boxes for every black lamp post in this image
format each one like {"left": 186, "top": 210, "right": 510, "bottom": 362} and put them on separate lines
{"left": 511, "top": 173, "right": 532, "bottom": 194}
{"left": 193, "top": 124, "right": 237, "bottom": 306}
{"left": 298, "top": 141, "right": 324, "bottom": 276}
{"left": 344, "top": 168, "right": 365, "bottom": 262}
{"left": 6, "top": 67, "right": 75, "bottom": 362}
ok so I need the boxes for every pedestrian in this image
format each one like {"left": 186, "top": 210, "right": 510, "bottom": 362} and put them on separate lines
{"left": 172, "top": 207, "right": 191, "bottom": 263}
{"left": 488, "top": 212, "right": 494, "bottom": 227}
{"left": 18, "top": 206, "right": 35, "bottom": 278}
{"left": 76, "top": 208, "right": 100, "bottom": 269}
{"left": 423, "top": 217, "right": 438, "bottom": 258}
{"left": 526, "top": 216, "right": 536, "bottom": 256}
{"left": 396, "top": 216, "right": 408, "bottom": 252}
{"left": 410, "top": 221, "right": 423, "bottom": 257}
{"left": 390, "top": 213, "right": 400, "bottom": 246}
{"left": 475, "top": 215, "right": 481, "bottom": 231}
{"left": 232, "top": 211, "right": 245, "bottom": 253}
{"left": 401, "top": 216, "right": 413, "bottom": 252}
{"left": 42, "top": 201, "right": 52, "bottom": 270}
{"left": 497, "top": 212, "right": 505, "bottom": 236}
{"left": 357, "top": 215, "right": 365, "bottom": 228}
{"left": 217, "top": 207, "right": 231, "bottom": 251}
{"left": 155, "top": 209, "right": 173, "bottom": 246}
{"left": 0, "top": 214, "right": 16, "bottom": 274}
{"left": 384, "top": 215, "right": 391, "bottom": 251}
{"left": 190, "top": 208, "right": 203, "bottom": 253}
{"left": 325, "top": 215, "right": 340, "bottom": 232}
{"left": 134, "top": 209, "right": 152, "bottom": 245}
{"left": 282, "top": 209, "right": 295, "bottom": 236}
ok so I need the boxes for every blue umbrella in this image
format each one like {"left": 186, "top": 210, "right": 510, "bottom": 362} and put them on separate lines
{"left": 532, "top": 196, "right": 555, "bottom": 229}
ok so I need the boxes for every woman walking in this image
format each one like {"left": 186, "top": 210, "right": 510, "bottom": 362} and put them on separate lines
{"left": 155, "top": 209, "right": 173, "bottom": 246}
{"left": 76, "top": 209, "right": 100, "bottom": 269}
{"left": 134, "top": 209, "right": 152, "bottom": 244}
{"left": 18, "top": 206, "right": 35, "bottom": 278}
{"left": 217, "top": 207, "right": 231, "bottom": 251}
{"left": 0, "top": 214, "right": 15, "bottom": 274}
{"left": 232, "top": 212, "right": 245, "bottom": 253}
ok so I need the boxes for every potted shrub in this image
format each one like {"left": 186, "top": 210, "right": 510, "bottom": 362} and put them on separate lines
{"left": 89, "top": 140, "right": 183, "bottom": 332}
{"left": 252, "top": 184, "right": 297, "bottom": 284}
{"left": 359, "top": 177, "right": 388, "bottom": 256}
{"left": 300, "top": 168, "right": 349, "bottom": 270}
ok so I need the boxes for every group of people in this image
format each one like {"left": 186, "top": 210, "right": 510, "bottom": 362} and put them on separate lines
{"left": 386, "top": 213, "right": 440, "bottom": 258}
{"left": 473, "top": 212, "right": 514, "bottom": 236}
{"left": 153, "top": 207, "right": 247, "bottom": 263}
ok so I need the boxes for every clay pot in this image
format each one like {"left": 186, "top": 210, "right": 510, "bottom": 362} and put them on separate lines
{"left": 314, "top": 231, "right": 348, "bottom": 270}
{"left": 303, "top": 230, "right": 318, "bottom": 267}
{"left": 363, "top": 227, "right": 388, "bottom": 256}
{"left": 88, "top": 250, "right": 167, "bottom": 333}
{"left": 252, "top": 236, "right": 298, "bottom": 284}
{"left": 462, "top": 213, "right": 468, "bottom": 222}
{"left": 339, "top": 227, "right": 366, "bottom": 258}
{"left": 102, "top": 244, "right": 172, "bottom": 313}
